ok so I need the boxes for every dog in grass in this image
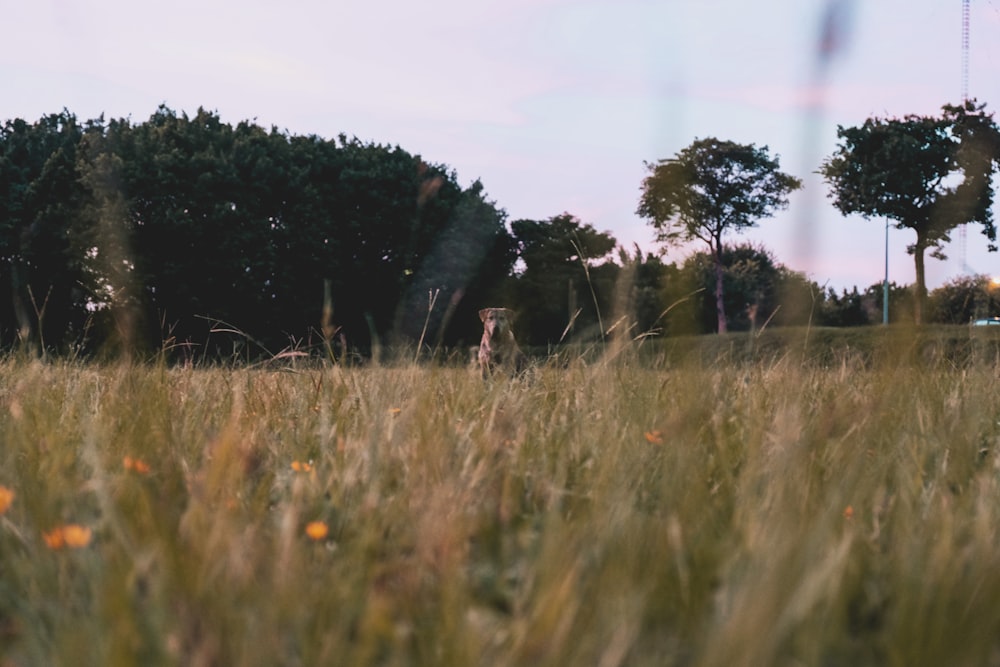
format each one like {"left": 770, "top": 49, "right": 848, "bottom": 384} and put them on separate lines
{"left": 478, "top": 308, "right": 526, "bottom": 379}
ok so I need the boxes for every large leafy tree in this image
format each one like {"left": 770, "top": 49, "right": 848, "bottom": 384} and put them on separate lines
{"left": 820, "top": 100, "right": 1000, "bottom": 324}
{"left": 1, "top": 106, "right": 517, "bottom": 359}
{"left": 510, "top": 213, "right": 616, "bottom": 344}
{"left": 394, "top": 180, "right": 516, "bottom": 349}
{"left": 328, "top": 137, "right": 461, "bottom": 347}
{"left": 78, "top": 107, "right": 286, "bottom": 356}
{"left": 638, "top": 138, "right": 801, "bottom": 333}
{"left": 75, "top": 107, "right": 470, "bottom": 357}
{"left": 0, "top": 111, "right": 93, "bottom": 353}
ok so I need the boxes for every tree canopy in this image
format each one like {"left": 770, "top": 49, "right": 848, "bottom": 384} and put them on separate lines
{"left": 637, "top": 137, "right": 801, "bottom": 333}
{"left": 0, "top": 111, "right": 94, "bottom": 354}
{"left": 820, "top": 100, "right": 1000, "bottom": 324}
{"left": 0, "top": 107, "right": 644, "bottom": 357}
{"left": 7, "top": 102, "right": 999, "bottom": 361}
{"left": 509, "top": 213, "right": 617, "bottom": 344}
{"left": 0, "top": 106, "right": 524, "bottom": 359}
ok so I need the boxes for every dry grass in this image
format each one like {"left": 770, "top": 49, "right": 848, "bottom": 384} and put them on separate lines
{"left": 2, "top": 343, "right": 1000, "bottom": 666}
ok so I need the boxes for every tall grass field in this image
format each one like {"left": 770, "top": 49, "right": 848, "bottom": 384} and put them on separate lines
{"left": 3, "top": 328, "right": 1000, "bottom": 666}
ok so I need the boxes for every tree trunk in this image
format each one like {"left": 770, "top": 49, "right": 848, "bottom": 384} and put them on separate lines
{"left": 713, "top": 241, "right": 727, "bottom": 334}
{"left": 913, "top": 242, "right": 926, "bottom": 325}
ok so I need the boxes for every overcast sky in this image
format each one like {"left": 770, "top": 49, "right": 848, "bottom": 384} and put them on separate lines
{"left": 4, "top": 0, "right": 1000, "bottom": 291}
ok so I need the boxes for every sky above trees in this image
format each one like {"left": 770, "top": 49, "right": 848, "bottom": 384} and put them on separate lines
{"left": 3, "top": 0, "right": 999, "bottom": 291}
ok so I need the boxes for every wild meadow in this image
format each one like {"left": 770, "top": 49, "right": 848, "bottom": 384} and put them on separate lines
{"left": 3, "top": 329, "right": 1000, "bottom": 666}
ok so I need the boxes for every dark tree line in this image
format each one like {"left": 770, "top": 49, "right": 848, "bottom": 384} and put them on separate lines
{"left": 1, "top": 107, "right": 518, "bottom": 359}
{"left": 2, "top": 106, "right": 997, "bottom": 363}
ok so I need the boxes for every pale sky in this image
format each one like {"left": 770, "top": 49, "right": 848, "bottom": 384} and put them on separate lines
{"left": 4, "top": 0, "right": 1000, "bottom": 291}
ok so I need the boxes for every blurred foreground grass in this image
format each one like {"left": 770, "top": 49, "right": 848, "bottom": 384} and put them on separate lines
{"left": 3, "top": 330, "right": 1000, "bottom": 666}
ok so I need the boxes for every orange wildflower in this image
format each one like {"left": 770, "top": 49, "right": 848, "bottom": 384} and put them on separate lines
{"left": 305, "top": 521, "right": 329, "bottom": 541}
{"left": 44, "top": 524, "right": 93, "bottom": 550}
{"left": 123, "top": 456, "right": 151, "bottom": 474}
{"left": 644, "top": 430, "right": 663, "bottom": 445}
{"left": 843, "top": 505, "right": 854, "bottom": 519}
{"left": 43, "top": 529, "right": 65, "bottom": 550}
{"left": 291, "top": 460, "right": 312, "bottom": 473}
{"left": 0, "top": 486, "right": 14, "bottom": 515}
{"left": 62, "top": 524, "right": 93, "bottom": 548}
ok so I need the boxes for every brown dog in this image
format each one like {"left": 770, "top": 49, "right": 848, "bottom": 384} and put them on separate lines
{"left": 478, "top": 308, "right": 525, "bottom": 379}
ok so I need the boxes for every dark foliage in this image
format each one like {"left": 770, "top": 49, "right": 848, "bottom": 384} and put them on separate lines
{"left": 507, "top": 213, "right": 617, "bottom": 345}
{"left": 2, "top": 107, "right": 519, "bottom": 360}
{"left": 927, "top": 274, "right": 1000, "bottom": 324}
{"left": 5, "top": 105, "right": 992, "bottom": 362}
{"left": 0, "top": 111, "right": 95, "bottom": 354}
{"left": 662, "top": 243, "right": 826, "bottom": 335}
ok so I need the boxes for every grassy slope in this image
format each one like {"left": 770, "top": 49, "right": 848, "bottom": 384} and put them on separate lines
{"left": 2, "top": 327, "right": 1000, "bottom": 666}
